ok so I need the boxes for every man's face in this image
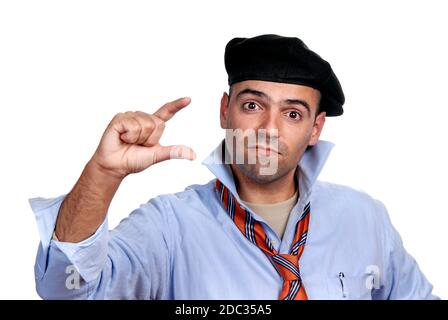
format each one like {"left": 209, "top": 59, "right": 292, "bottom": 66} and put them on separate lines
{"left": 220, "top": 80, "right": 326, "bottom": 184}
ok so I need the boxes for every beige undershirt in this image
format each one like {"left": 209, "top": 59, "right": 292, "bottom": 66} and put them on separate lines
{"left": 240, "top": 189, "right": 299, "bottom": 240}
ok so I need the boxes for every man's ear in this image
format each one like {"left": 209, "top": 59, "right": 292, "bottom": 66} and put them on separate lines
{"left": 308, "top": 111, "right": 326, "bottom": 146}
{"left": 220, "top": 91, "right": 230, "bottom": 129}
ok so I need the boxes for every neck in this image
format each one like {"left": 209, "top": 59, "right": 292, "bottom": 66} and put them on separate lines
{"left": 230, "top": 164, "right": 298, "bottom": 204}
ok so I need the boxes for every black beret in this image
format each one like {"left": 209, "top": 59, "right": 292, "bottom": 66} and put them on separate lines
{"left": 224, "top": 34, "right": 345, "bottom": 116}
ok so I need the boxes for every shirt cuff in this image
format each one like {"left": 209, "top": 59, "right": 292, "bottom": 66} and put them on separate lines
{"left": 29, "top": 195, "right": 109, "bottom": 283}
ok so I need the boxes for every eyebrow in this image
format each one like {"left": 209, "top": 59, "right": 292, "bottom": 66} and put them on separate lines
{"left": 284, "top": 99, "right": 311, "bottom": 115}
{"left": 236, "top": 87, "right": 311, "bottom": 115}
{"left": 236, "top": 88, "right": 270, "bottom": 101}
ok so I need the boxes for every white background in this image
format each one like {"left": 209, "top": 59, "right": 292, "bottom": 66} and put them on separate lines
{"left": 0, "top": 0, "right": 447, "bottom": 299}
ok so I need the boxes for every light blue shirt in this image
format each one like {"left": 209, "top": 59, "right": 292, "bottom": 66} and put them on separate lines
{"left": 29, "top": 140, "right": 438, "bottom": 299}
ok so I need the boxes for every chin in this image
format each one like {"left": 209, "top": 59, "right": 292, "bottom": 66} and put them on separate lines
{"left": 236, "top": 162, "right": 289, "bottom": 184}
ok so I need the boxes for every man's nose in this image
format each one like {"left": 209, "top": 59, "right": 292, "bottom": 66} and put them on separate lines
{"left": 259, "top": 109, "right": 280, "bottom": 133}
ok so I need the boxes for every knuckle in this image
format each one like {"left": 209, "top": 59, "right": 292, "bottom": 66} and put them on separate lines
{"left": 143, "top": 117, "right": 156, "bottom": 131}
{"left": 135, "top": 110, "right": 149, "bottom": 117}
{"left": 124, "top": 119, "right": 140, "bottom": 133}
{"left": 130, "top": 122, "right": 141, "bottom": 133}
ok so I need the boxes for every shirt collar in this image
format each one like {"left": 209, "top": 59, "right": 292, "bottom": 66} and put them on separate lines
{"left": 202, "top": 139, "right": 334, "bottom": 203}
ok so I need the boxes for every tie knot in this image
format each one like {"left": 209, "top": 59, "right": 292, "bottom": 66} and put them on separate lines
{"left": 271, "top": 254, "right": 300, "bottom": 281}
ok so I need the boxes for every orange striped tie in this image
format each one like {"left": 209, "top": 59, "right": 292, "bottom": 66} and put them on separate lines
{"left": 216, "top": 179, "right": 310, "bottom": 300}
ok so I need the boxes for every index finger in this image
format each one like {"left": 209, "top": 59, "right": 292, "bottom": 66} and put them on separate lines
{"left": 153, "top": 97, "right": 191, "bottom": 122}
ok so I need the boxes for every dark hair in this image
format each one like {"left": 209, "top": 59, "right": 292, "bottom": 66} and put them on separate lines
{"left": 228, "top": 85, "right": 233, "bottom": 100}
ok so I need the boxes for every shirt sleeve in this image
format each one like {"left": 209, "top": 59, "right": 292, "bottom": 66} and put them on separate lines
{"left": 372, "top": 200, "right": 440, "bottom": 300}
{"left": 29, "top": 194, "right": 173, "bottom": 300}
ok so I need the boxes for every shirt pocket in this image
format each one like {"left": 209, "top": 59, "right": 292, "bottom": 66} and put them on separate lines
{"left": 325, "top": 273, "right": 373, "bottom": 300}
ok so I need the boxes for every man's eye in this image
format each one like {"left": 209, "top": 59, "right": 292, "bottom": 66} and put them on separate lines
{"left": 287, "top": 111, "right": 301, "bottom": 120}
{"left": 243, "top": 102, "right": 259, "bottom": 111}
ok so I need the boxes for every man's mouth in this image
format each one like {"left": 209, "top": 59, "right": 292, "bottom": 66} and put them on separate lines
{"left": 248, "top": 145, "right": 280, "bottom": 156}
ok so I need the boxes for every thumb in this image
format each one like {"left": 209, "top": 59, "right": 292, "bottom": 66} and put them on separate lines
{"left": 155, "top": 145, "right": 197, "bottom": 163}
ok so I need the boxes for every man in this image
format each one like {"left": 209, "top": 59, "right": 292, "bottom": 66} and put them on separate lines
{"left": 30, "top": 34, "right": 437, "bottom": 299}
